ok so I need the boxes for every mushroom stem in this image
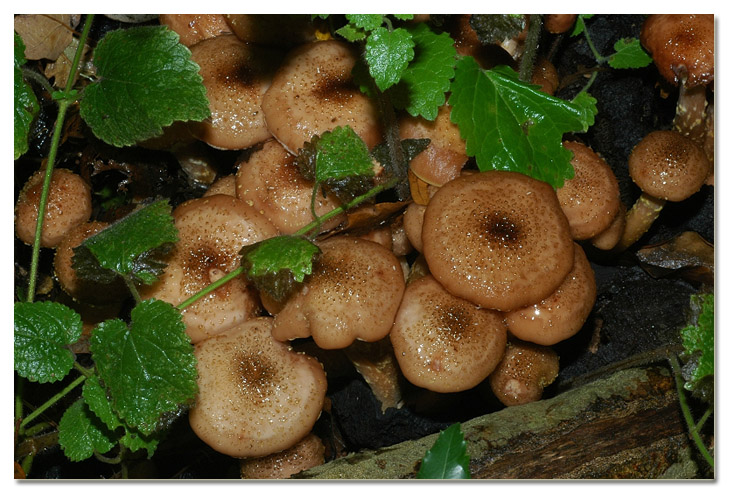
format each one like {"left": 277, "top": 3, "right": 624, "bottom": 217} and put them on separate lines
{"left": 616, "top": 193, "right": 666, "bottom": 251}
{"left": 343, "top": 340, "right": 403, "bottom": 413}
{"left": 674, "top": 82, "right": 708, "bottom": 143}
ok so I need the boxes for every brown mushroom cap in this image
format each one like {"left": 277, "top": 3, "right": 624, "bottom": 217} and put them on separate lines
{"left": 641, "top": 14, "right": 714, "bottom": 88}
{"left": 204, "top": 174, "right": 237, "bottom": 197}
{"left": 159, "top": 14, "right": 232, "bottom": 47}
{"left": 488, "top": 339, "right": 559, "bottom": 407}
{"left": 422, "top": 171, "right": 574, "bottom": 312}
{"left": 399, "top": 104, "right": 468, "bottom": 187}
{"left": 189, "top": 317, "right": 327, "bottom": 458}
{"left": 271, "top": 236, "right": 405, "bottom": 350}
{"left": 15, "top": 169, "right": 92, "bottom": 248}
{"left": 188, "top": 34, "right": 283, "bottom": 150}
{"left": 140, "top": 194, "right": 279, "bottom": 344}
{"left": 557, "top": 141, "right": 621, "bottom": 240}
{"left": 628, "top": 130, "right": 710, "bottom": 202}
{"left": 224, "top": 14, "right": 321, "bottom": 48}
{"left": 590, "top": 201, "right": 627, "bottom": 251}
{"left": 390, "top": 275, "right": 507, "bottom": 393}
{"left": 54, "top": 221, "right": 128, "bottom": 305}
{"left": 544, "top": 14, "right": 577, "bottom": 34}
{"left": 505, "top": 243, "right": 596, "bottom": 346}
{"left": 239, "top": 433, "right": 325, "bottom": 479}
{"left": 235, "top": 139, "right": 345, "bottom": 234}
{"left": 261, "top": 40, "right": 383, "bottom": 154}
{"left": 531, "top": 56, "right": 560, "bottom": 95}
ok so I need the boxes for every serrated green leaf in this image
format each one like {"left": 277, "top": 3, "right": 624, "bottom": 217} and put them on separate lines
{"left": 681, "top": 293, "right": 714, "bottom": 393}
{"left": 392, "top": 14, "right": 414, "bottom": 21}
{"left": 389, "top": 23, "right": 457, "bottom": 120}
{"left": 608, "top": 38, "right": 653, "bottom": 69}
{"left": 336, "top": 24, "right": 366, "bottom": 42}
{"left": 14, "top": 301, "right": 82, "bottom": 383}
{"left": 346, "top": 14, "right": 384, "bottom": 31}
{"left": 365, "top": 27, "right": 415, "bottom": 91}
{"left": 417, "top": 423, "right": 471, "bottom": 479}
{"left": 570, "top": 14, "right": 594, "bottom": 37}
{"left": 119, "top": 428, "right": 160, "bottom": 458}
{"left": 73, "top": 200, "right": 178, "bottom": 286}
{"left": 316, "top": 126, "right": 375, "bottom": 182}
{"left": 14, "top": 32, "right": 39, "bottom": 160}
{"left": 83, "top": 376, "right": 123, "bottom": 431}
{"left": 80, "top": 25, "right": 209, "bottom": 147}
{"left": 90, "top": 299, "right": 197, "bottom": 435}
{"left": 450, "top": 58, "right": 598, "bottom": 188}
{"left": 58, "top": 399, "right": 117, "bottom": 462}
{"left": 241, "top": 235, "right": 321, "bottom": 302}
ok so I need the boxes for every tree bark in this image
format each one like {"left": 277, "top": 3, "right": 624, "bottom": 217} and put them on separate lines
{"left": 297, "top": 365, "right": 705, "bottom": 479}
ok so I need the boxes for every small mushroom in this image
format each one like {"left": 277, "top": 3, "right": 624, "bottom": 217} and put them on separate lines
{"left": 235, "top": 139, "right": 345, "bottom": 234}
{"left": 188, "top": 34, "right": 283, "bottom": 150}
{"left": 189, "top": 317, "right": 327, "bottom": 458}
{"left": 589, "top": 202, "right": 627, "bottom": 251}
{"left": 543, "top": 14, "right": 577, "bottom": 34}
{"left": 530, "top": 56, "right": 560, "bottom": 95}
{"left": 488, "top": 338, "right": 560, "bottom": 407}
{"left": 15, "top": 168, "right": 92, "bottom": 248}
{"left": 618, "top": 130, "right": 710, "bottom": 250}
{"left": 271, "top": 236, "right": 405, "bottom": 350}
{"left": 398, "top": 104, "right": 468, "bottom": 187}
{"left": 556, "top": 141, "right": 621, "bottom": 240}
{"left": 159, "top": 14, "right": 232, "bottom": 47}
{"left": 505, "top": 243, "right": 596, "bottom": 346}
{"left": 239, "top": 433, "right": 326, "bottom": 479}
{"left": 140, "top": 194, "right": 279, "bottom": 344}
{"left": 422, "top": 171, "right": 574, "bottom": 312}
{"left": 53, "top": 221, "right": 127, "bottom": 305}
{"left": 261, "top": 40, "right": 383, "bottom": 154}
{"left": 389, "top": 274, "right": 507, "bottom": 393}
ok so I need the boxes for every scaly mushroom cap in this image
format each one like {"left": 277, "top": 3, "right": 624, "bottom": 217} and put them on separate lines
{"left": 235, "top": 139, "right": 345, "bottom": 234}
{"left": 272, "top": 236, "right": 405, "bottom": 350}
{"left": 239, "top": 433, "right": 326, "bottom": 479}
{"left": 390, "top": 275, "right": 507, "bottom": 393}
{"left": 189, "top": 317, "right": 327, "bottom": 458}
{"left": 628, "top": 130, "right": 710, "bottom": 202}
{"left": 261, "top": 40, "right": 383, "bottom": 154}
{"left": 15, "top": 169, "right": 92, "bottom": 248}
{"left": 422, "top": 171, "right": 574, "bottom": 312}
{"left": 641, "top": 14, "right": 714, "bottom": 88}
{"left": 399, "top": 104, "right": 468, "bottom": 186}
{"left": 54, "top": 221, "right": 127, "bottom": 305}
{"left": 140, "top": 194, "right": 279, "bottom": 344}
{"left": 488, "top": 339, "right": 560, "bottom": 407}
{"left": 189, "top": 34, "right": 283, "bottom": 150}
{"left": 505, "top": 243, "right": 596, "bottom": 346}
{"left": 159, "top": 14, "right": 232, "bottom": 47}
{"left": 557, "top": 141, "right": 621, "bottom": 240}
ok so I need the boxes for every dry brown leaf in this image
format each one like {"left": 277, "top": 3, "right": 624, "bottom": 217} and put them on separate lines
{"left": 44, "top": 37, "right": 91, "bottom": 89}
{"left": 408, "top": 168, "right": 431, "bottom": 205}
{"left": 14, "top": 14, "right": 75, "bottom": 61}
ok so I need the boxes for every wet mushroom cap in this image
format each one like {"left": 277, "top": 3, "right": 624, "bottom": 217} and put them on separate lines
{"left": 271, "top": 236, "right": 405, "bottom": 350}
{"left": 505, "top": 243, "right": 596, "bottom": 346}
{"left": 189, "top": 317, "right": 327, "bottom": 458}
{"left": 224, "top": 14, "right": 321, "bottom": 47}
{"left": 261, "top": 40, "right": 383, "bottom": 154}
{"left": 15, "top": 168, "right": 92, "bottom": 248}
{"left": 235, "top": 139, "right": 345, "bottom": 234}
{"left": 628, "top": 130, "right": 710, "bottom": 202}
{"left": 140, "top": 194, "right": 279, "bottom": 344}
{"left": 239, "top": 433, "right": 326, "bottom": 479}
{"left": 556, "top": 141, "right": 621, "bottom": 240}
{"left": 422, "top": 171, "right": 574, "bottom": 312}
{"left": 188, "top": 34, "right": 283, "bottom": 150}
{"left": 488, "top": 339, "right": 560, "bottom": 407}
{"left": 390, "top": 275, "right": 507, "bottom": 393}
{"left": 641, "top": 14, "right": 714, "bottom": 88}
{"left": 159, "top": 14, "right": 232, "bottom": 47}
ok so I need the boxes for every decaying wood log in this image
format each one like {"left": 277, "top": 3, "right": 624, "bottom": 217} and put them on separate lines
{"left": 297, "top": 365, "right": 706, "bottom": 479}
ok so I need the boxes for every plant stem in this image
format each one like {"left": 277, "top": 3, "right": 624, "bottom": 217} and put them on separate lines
{"left": 18, "top": 374, "right": 87, "bottom": 433}
{"left": 25, "top": 14, "right": 95, "bottom": 303}
{"left": 580, "top": 18, "right": 608, "bottom": 64}
{"left": 668, "top": 354, "right": 714, "bottom": 469}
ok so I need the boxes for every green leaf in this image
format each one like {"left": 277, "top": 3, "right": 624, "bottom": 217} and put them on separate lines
{"left": 58, "top": 399, "right": 117, "bottom": 462}
{"left": 365, "top": 27, "right": 415, "bottom": 91}
{"left": 449, "top": 58, "right": 598, "bottom": 188}
{"left": 240, "top": 235, "right": 322, "bottom": 302}
{"left": 392, "top": 14, "right": 414, "bottom": 21}
{"left": 389, "top": 23, "right": 457, "bottom": 120}
{"left": 336, "top": 23, "right": 366, "bottom": 42}
{"left": 417, "top": 423, "right": 471, "bottom": 479}
{"left": 680, "top": 293, "right": 714, "bottom": 397}
{"left": 345, "top": 14, "right": 384, "bottom": 31}
{"left": 608, "top": 38, "right": 653, "bottom": 69}
{"left": 14, "top": 301, "right": 83, "bottom": 383}
{"left": 119, "top": 428, "right": 161, "bottom": 458}
{"left": 73, "top": 199, "right": 178, "bottom": 286}
{"left": 14, "top": 32, "right": 39, "bottom": 160}
{"left": 82, "top": 376, "right": 123, "bottom": 431}
{"left": 90, "top": 299, "right": 197, "bottom": 435}
{"left": 570, "top": 14, "right": 594, "bottom": 37}
{"left": 315, "top": 126, "right": 375, "bottom": 182}
{"left": 80, "top": 25, "right": 210, "bottom": 147}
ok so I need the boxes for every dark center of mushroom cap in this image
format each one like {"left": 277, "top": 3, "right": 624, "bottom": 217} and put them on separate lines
{"left": 233, "top": 350, "right": 278, "bottom": 404}
{"left": 311, "top": 70, "right": 356, "bottom": 104}
{"left": 478, "top": 210, "right": 524, "bottom": 249}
